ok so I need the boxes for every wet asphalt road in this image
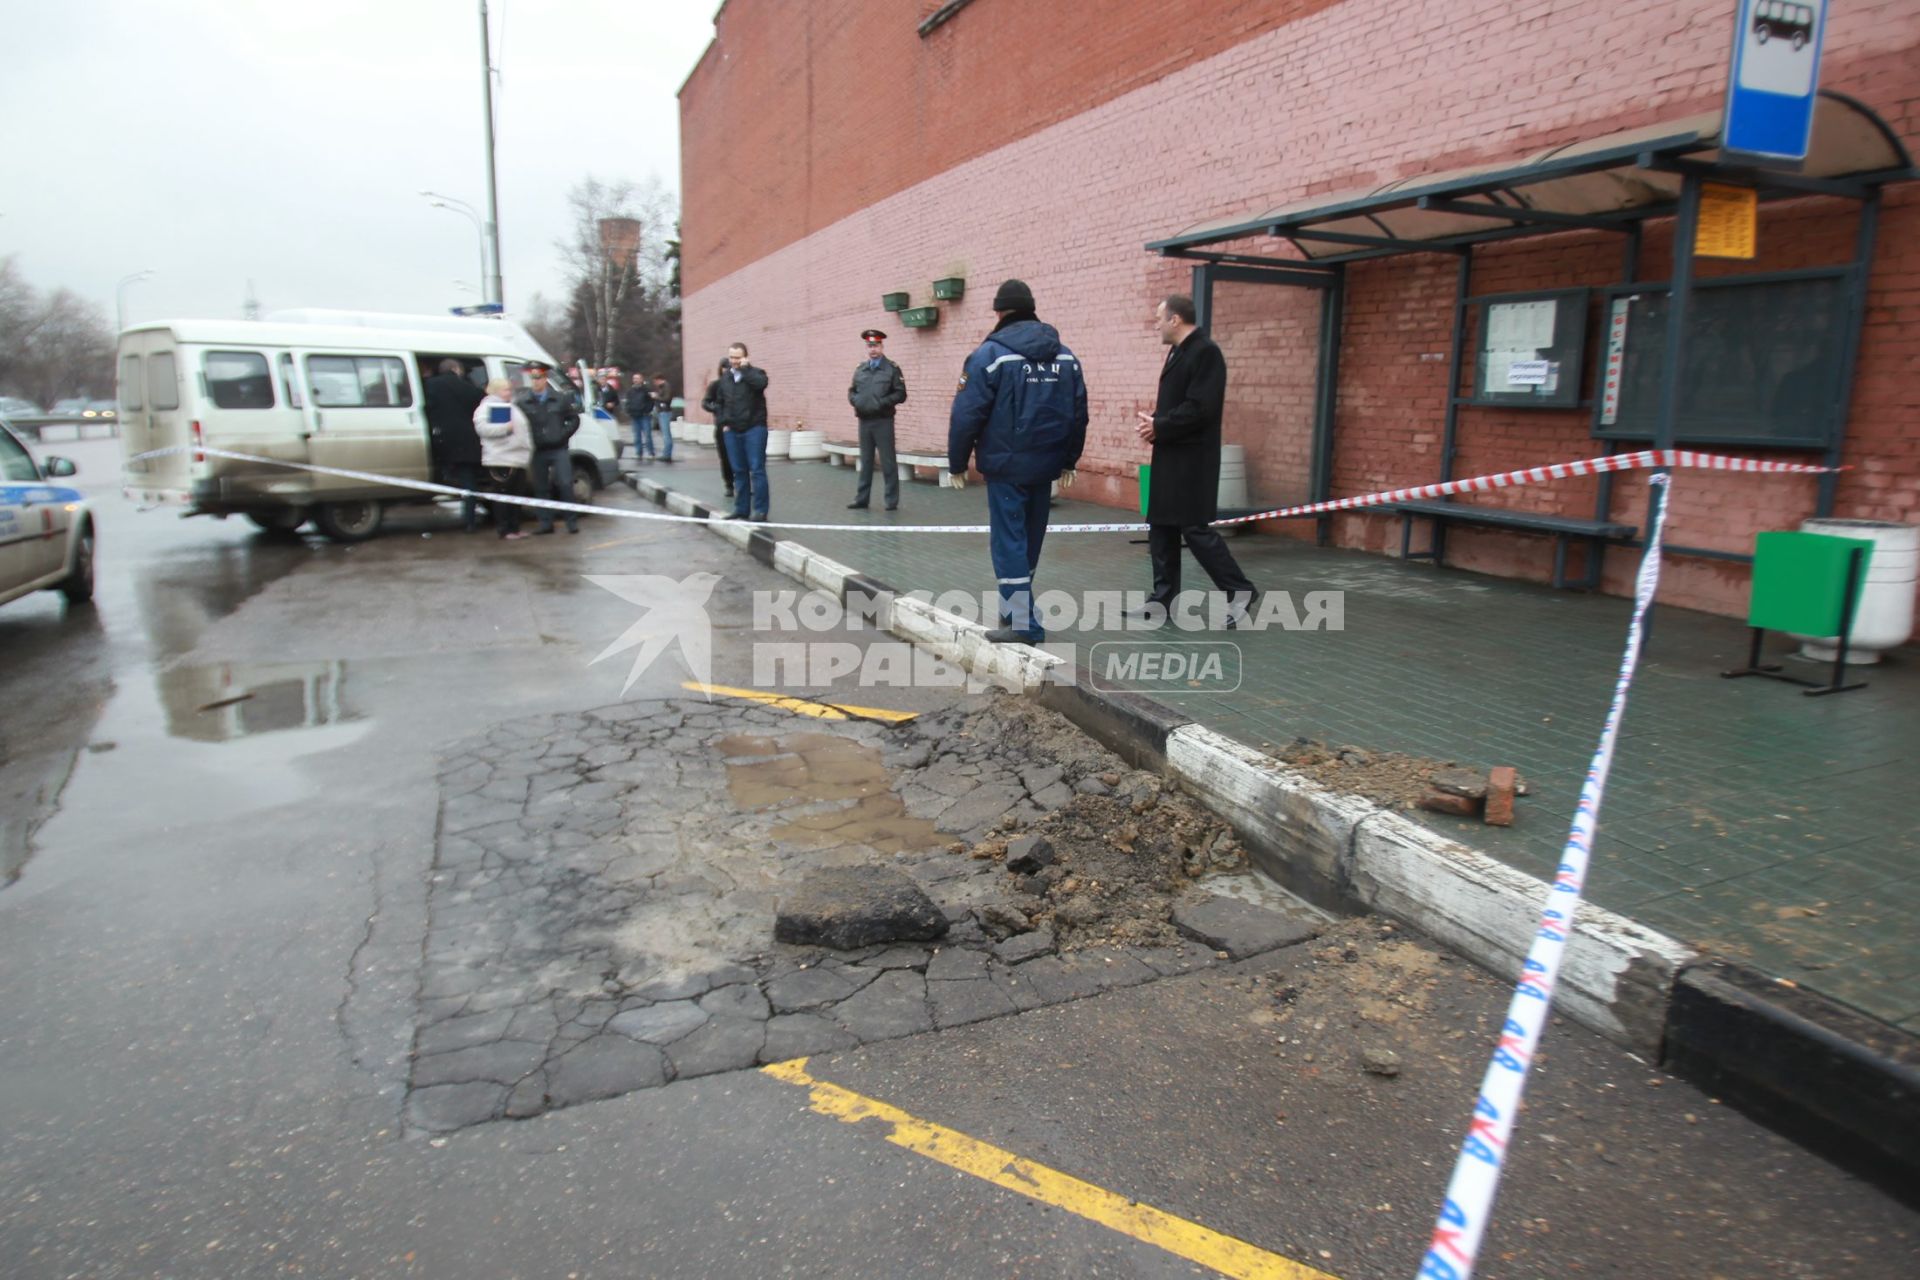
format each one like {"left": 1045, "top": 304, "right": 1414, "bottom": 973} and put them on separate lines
{"left": 1, "top": 440, "right": 1915, "bottom": 1279}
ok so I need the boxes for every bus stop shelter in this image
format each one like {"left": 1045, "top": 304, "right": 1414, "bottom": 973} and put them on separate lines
{"left": 1146, "top": 91, "right": 1916, "bottom": 577}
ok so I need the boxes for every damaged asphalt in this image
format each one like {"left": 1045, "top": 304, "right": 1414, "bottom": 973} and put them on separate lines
{"left": 1, "top": 443, "right": 1915, "bottom": 1278}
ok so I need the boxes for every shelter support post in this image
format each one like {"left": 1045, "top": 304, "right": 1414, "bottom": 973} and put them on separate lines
{"left": 1312, "top": 265, "right": 1345, "bottom": 545}
{"left": 1642, "top": 174, "right": 1705, "bottom": 650}
{"left": 1425, "top": 251, "right": 1474, "bottom": 564}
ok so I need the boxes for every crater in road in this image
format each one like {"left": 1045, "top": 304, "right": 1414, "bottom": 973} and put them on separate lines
{"left": 406, "top": 692, "right": 1321, "bottom": 1133}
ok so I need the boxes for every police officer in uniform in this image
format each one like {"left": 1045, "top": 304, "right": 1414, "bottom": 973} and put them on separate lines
{"left": 847, "top": 328, "right": 908, "bottom": 511}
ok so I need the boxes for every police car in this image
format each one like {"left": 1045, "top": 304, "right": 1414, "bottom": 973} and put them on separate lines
{"left": 0, "top": 419, "right": 95, "bottom": 608}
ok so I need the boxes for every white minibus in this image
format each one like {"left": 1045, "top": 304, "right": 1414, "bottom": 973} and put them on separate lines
{"left": 118, "top": 310, "right": 619, "bottom": 541}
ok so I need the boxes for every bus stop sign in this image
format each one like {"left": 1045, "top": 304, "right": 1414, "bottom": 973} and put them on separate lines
{"left": 1723, "top": 0, "right": 1826, "bottom": 165}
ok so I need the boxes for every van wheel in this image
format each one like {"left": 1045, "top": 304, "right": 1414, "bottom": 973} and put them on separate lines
{"left": 248, "top": 508, "right": 308, "bottom": 535}
{"left": 314, "top": 500, "right": 385, "bottom": 543}
{"left": 570, "top": 458, "right": 599, "bottom": 507}
{"left": 60, "top": 526, "right": 96, "bottom": 605}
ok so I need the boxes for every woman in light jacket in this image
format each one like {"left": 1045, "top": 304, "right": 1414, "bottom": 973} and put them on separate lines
{"left": 475, "top": 377, "right": 533, "bottom": 539}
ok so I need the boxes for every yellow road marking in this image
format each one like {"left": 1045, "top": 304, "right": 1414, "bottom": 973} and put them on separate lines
{"left": 585, "top": 533, "right": 650, "bottom": 550}
{"left": 760, "top": 1058, "right": 1336, "bottom": 1280}
{"left": 682, "top": 681, "right": 918, "bottom": 723}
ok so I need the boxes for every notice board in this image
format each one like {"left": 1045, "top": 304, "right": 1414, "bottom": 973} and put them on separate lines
{"left": 1467, "top": 288, "right": 1589, "bottom": 409}
{"left": 1593, "top": 269, "right": 1850, "bottom": 449}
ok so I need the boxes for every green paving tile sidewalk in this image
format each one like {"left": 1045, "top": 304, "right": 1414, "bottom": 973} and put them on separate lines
{"left": 619, "top": 447, "right": 1920, "bottom": 1033}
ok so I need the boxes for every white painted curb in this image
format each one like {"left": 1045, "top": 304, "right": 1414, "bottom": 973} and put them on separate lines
{"left": 1165, "top": 722, "right": 1695, "bottom": 1054}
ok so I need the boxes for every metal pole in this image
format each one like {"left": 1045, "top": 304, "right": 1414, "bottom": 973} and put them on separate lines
{"left": 1640, "top": 174, "right": 1704, "bottom": 654}
{"left": 479, "top": 0, "right": 504, "bottom": 308}
{"left": 1312, "top": 264, "right": 1345, "bottom": 545}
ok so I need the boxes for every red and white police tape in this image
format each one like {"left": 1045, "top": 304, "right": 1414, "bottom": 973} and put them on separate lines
{"left": 1418, "top": 471, "right": 1676, "bottom": 1280}
{"left": 125, "top": 445, "right": 1835, "bottom": 535}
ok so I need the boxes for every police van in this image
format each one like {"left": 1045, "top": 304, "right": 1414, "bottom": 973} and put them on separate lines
{"left": 0, "top": 419, "right": 93, "bottom": 609}
{"left": 117, "top": 310, "right": 619, "bottom": 541}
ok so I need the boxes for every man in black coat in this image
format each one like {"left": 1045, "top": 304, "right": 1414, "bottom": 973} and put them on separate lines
{"left": 424, "top": 358, "right": 486, "bottom": 532}
{"left": 711, "top": 342, "right": 772, "bottom": 521}
{"left": 624, "top": 374, "right": 657, "bottom": 462}
{"left": 1129, "top": 294, "right": 1257, "bottom": 627}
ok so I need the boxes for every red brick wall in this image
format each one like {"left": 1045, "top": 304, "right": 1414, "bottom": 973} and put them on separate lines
{"left": 680, "top": 0, "right": 1920, "bottom": 617}
{"left": 680, "top": 0, "right": 1342, "bottom": 294}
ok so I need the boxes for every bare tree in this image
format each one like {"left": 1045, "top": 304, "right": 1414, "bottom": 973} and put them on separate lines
{"left": 554, "top": 176, "right": 676, "bottom": 368}
{"left": 0, "top": 259, "right": 115, "bottom": 408}
{"left": 15, "top": 291, "right": 116, "bottom": 409}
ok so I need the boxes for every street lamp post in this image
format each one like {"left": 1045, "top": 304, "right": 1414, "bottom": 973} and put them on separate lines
{"left": 479, "top": 0, "right": 504, "bottom": 308}
{"left": 421, "top": 191, "right": 488, "bottom": 298}
{"left": 116, "top": 269, "right": 154, "bottom": 334}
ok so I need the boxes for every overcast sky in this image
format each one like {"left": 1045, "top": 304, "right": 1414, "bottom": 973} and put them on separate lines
{"left": 2, "top": 0, "right": 716, "bottom": 326}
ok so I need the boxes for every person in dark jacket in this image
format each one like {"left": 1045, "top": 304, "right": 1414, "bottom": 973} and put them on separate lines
{"left": 624, "top": 375, "right": 656, "bottom": 462}
{"left": 847, "top": 328, "right": 908, "bottom": 511}
{"left": 699, "top": 359, "right": 735, "bottom": 497}
{"left": 1130, "top": 294, "right": 1256, "bottom": 627}
{"left": 949, "top": 279, "right": 1087, "bottom": 644}
{"left": 514, "top": 359, "right": 581, "bottom": 535}
{"left": 424, "top": 358, "right": 486, "bottom": 532}
{"left": 712, "top": 342, "right": 771, "bottom": 521}
{"left": 652, "top": 374, "right": 675, "bottom": 462}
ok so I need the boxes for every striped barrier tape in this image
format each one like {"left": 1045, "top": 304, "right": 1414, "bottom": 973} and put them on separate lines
{"left": 123, "top": 445, "right": 1836, "bottom": 536}
{"left": 1418, "top": 473, "right": 1676, "bottom": 1280}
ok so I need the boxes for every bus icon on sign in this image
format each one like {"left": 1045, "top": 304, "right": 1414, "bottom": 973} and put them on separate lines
{"left": 1751, "top": 1, "right": 1813, "bottom": 51}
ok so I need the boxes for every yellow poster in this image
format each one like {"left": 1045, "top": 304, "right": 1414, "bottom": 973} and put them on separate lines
{"left": 1695, "top": 183, "right": 1758, "bottom": 259}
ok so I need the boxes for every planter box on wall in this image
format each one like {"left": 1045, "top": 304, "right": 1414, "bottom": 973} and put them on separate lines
{"left": 881, "top": 292, "right": 910, "bottom": 312}
{"left": 901, "top": 306, "right": 940, "bottom": 329}
{"left": 932, "top": 277, "right": 965, "bottom": 301}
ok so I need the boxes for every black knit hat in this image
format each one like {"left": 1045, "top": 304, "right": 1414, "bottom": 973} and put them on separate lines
{"left": 991, "top": 278, "right": 1035, "bottom": 312}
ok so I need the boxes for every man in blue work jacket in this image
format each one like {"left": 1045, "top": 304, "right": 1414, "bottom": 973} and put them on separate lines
{"left": 948, "top": 278, "right": 1088, "bottom": 644}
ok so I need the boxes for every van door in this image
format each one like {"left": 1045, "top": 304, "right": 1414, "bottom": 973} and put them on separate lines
{"left": 119, "top": 330, "right": 191, "bottom": 503}
{"left": 296, "top": 351, "right": 428, "bottom": 498}
{"left": 197, "top": 346, "right": 311, "bottom": 510}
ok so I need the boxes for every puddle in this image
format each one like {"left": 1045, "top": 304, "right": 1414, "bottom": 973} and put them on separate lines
{"left": 720, "top": 732, "right": 945, "bottom": 854}
{"left": 154, "top": 660, "right": 357, "bottom": 742}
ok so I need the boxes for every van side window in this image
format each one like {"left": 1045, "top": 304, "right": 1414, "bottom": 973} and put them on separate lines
{"left": 206, "top": 351, "right": 275, "bottom": 410}
{"left": 148, "top": 352, "right": 180, "bottom": 410}
{"left": 119, "top": 355, "right": 143, "bottom": 411}
{"left": 278, "top": 353, "right": 305, "bottom": 409}
{"left": 307, "top": 355, "right": 414, "bottom": 408}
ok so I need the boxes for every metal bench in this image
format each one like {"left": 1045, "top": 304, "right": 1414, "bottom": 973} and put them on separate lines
{"left": 1389, "top": 498, "right": 1636, "bottom": 590}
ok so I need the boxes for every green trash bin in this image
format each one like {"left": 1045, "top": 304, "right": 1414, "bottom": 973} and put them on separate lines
{"left": 1138, "top": 463, "right": 1150, "bottom": 518}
